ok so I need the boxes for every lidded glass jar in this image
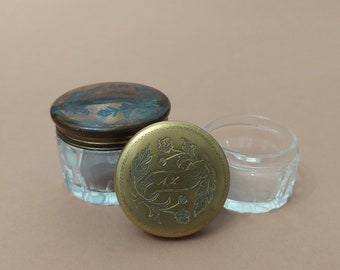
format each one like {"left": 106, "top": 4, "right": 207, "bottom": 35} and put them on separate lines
{"left": 50, "top": 82, "right": 171, "bottom": 205}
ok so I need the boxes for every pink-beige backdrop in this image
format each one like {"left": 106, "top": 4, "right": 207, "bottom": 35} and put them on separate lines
{"left": 1, "top": 1, "right": 339, "bottom": 269}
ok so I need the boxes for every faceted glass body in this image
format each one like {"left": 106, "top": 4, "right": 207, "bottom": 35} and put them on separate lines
{"left": 205, "top": 115, "right": 300, "bottom": 213}
{"left": 56, "top": 136, "right": 121, "bottom": 205}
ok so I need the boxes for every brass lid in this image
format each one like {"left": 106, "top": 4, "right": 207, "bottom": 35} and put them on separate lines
{"left": 115, "top": 121, "right": 230, "bottom": 238}
{"left": 50, "top": 82, "right": 170, "bottom": 150}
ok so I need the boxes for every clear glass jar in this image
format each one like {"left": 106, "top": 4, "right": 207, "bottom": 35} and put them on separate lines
{"left": 205, "top": 115, "right": 300, "bottom": 213}
{"left": 51, "top": 82, "right": 170, "bottom": 205}
{"left": 56, "top": 136, "right": 121, "bottom": 205}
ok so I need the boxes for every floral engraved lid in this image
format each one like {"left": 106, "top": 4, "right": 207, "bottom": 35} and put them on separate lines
{"left": 115, "top": 121, "right": 230, "bottom": 237}
{"left": 50, "top": 82, "right": 171, "bottom": 150}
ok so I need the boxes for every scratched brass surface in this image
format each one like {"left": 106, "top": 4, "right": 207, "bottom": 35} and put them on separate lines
{"left": 115, "top": 121, "right": 230, "bottom": 237}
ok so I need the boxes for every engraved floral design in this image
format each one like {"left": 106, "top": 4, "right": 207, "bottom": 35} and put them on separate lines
{"left": 51, "top": 83, "right": 169, "bottom": 128}
{"left": 178, "top": 195, "right": 188, "bottom": 204}
{"left": 158, "top": 137, "right": 174, "bottom": 154}
{"left": 174, "top": 209, "right": 191, "bottom": 224}
{"left": 130, "top": 137, "right": 217, "bottom": 225}
{"left": 157, "top": 137, "right": 202, "bottom": 170}
{"left": 159, "top": 157, "right": 167, "bottom": 167}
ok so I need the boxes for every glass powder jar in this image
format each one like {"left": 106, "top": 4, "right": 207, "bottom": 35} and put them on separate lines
{"left": 204, "top": 115, "right": 300, "bottom": 213}
{"left": 50, "top": 82, "right": 171, "bottom": 205}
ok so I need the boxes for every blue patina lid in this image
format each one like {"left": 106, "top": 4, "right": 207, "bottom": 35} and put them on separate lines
{"left": 50, "top": 82, "right": 171, "bottom": 150}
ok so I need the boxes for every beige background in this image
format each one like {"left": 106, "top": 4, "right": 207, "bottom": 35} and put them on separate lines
{"left": 1, "top": 1, "right": 339, "bottom": 269}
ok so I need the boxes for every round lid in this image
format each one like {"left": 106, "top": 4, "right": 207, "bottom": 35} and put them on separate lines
{"left": 50, "top": 82, "right": 170, "bottom": 150}
{"left": 115, "top": 121, "right": 230, "bottom": 238}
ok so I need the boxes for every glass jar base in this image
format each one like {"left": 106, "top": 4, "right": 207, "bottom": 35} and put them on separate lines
{"left": 205, "top": 115, "right": 300, "bottom": 214}
{"left": 66, "top": 181, "right": 119, "bottom": 205}
{"left": 224, "top": 196, "right": 289, "bottom": 213}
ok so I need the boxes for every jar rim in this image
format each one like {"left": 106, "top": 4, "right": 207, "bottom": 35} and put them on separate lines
{"left": 204, "top": 114, "right": 299, "bottom": 164}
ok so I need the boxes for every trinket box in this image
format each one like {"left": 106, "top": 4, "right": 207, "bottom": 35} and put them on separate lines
{"left": 50, "top": 82, "right": 170, "bottom": 205}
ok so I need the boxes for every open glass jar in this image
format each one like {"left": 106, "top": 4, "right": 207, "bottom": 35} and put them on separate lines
{"left": 205, "top": 115, "right": 300, "bottom": 213}
{"left": 50, "top": 82, "right": 171, "bottom": 205}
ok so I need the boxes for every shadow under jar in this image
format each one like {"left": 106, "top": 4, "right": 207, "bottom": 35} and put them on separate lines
{"left": 50, "top": 82, "right": 171, "bottom": 205}
{"left": 205, "top": 115, "right": 300, "bottom": 213}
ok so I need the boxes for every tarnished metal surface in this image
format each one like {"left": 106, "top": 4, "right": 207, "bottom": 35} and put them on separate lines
{"left": 115, "top": 121, "right": 230, "bottom": 237}
{"left": 50, "top": 82, "right": 170, "bottom": 150}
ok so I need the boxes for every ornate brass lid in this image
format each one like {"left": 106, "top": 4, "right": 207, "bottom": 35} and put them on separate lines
{"left": 115, "top": 121, "right": 230, "bottom": 237}
{"left": 50, "top": 82, "right": 170, "bottom": 150}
